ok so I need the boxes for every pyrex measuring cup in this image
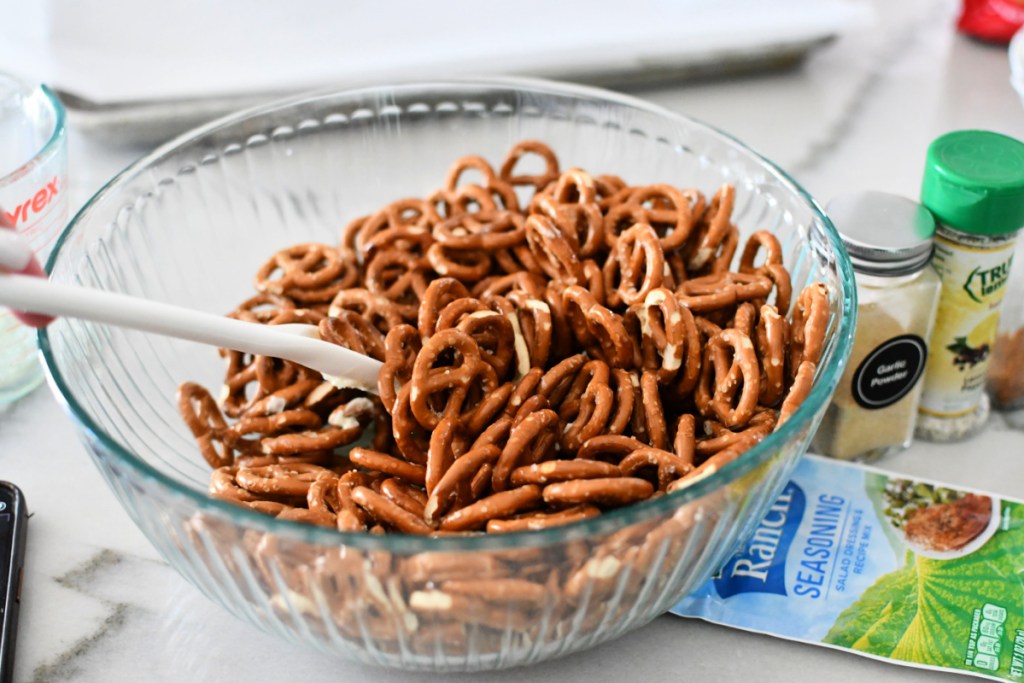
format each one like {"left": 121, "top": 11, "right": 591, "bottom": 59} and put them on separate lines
{"left": 0, "top": 76, "right": 68, "bottom": 405}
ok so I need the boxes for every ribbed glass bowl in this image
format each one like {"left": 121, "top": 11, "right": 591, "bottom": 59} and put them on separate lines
{"left": 40, "top": 78, "right": 855, "bottom": 671}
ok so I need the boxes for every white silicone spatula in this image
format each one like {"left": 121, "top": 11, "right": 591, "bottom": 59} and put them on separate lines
{"left": 0, "top": 233, "right": 382, "bottom": 393}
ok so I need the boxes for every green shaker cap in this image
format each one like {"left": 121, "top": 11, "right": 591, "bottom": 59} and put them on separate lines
{"left": 921, "top": 130, "right": 1024, "bottom": 236}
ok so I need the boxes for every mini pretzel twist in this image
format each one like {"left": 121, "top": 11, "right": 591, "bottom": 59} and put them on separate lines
{"left": 673, "top": 414, "right": 696, "bottom": 467}
{"left": 558, "top": 360, "right": 615, "bottom": 452}
{"left": 379, "top": 477, "right": 428, "bottom": 517}
{"left": 432, "top": 210, "right": 527, "bottom": 251}
{"left": 178, "top": 382, "right": 232, "bottom": 468}
{"left": 618, "top": 446, "right": 694, "bottom": 491}
{"left": 259, "top": 422, "right": 363, "bottom": 456}
{"left": 562, "top": 286, "right": 634, "bottom": 368}
{"left": 542, "top": 477, "right": 654, "bottom": 508}
{"left": 328, "top": 288, "right": 405, "bottom": 334}
{"left": 531, "top": 168, "right": 605, "bottom": 258}
{"left": 677, "top": 271, "right": 773, "bottom": 313}
{"left": 349, "top": 447, "right": 426, "bottom": 487}
{"left": 364, "top": 250, "right": 430, "bottom": 320}
{"left": 790, "top": 283, "right": 829, "bottom": 379}
{"left": 463, "top": 382, "right": 515, "bottom": 437}
{"left": 667, "top": 444, "right": 745, "bottom": 493}
{"left": 492, "top": 409, "right": 560, "bottom": 492}
{"left": 640, "top": 371, "right": 669, "bottom": 450}
{"left": 351, "top": 486, "right": 434, "bottom": 535}
{"left": 210, "top": 466, "right": 262, "bottom": 504}
{"left": 504, "top": 367, "right": 544, "bottom": 416}
{"left": 417, "top": 277, "right": 471, "bottom": 339}
{"left": 228, "top": 408, "right": 321, "bottom": 443}
{"left": 755, "top": 304, "right": 789, "bottom": 406}
{"left": 510, "top": 459, "right": 621, "bottom": 486}
{"left": 254, "top": 243, "right": 349, "bottom": 298}
{"left": 229, "top": 293, "right": 296, "bottom": 323}
{"left": 739, "top": 230, "right": 784, "bottom": 273}
{"left": 687, "top": 183, "right": 735, "bottom": 271}
{"left": 447, "top": 307, "right": 516, "bottom": 380}
{"left": 235, "top": 463, "right": 330, "bottom": 498}
{"left": 355, "top": 198, "right": 437, "bottom": 259}
{"left": 604, "top": 184, "right": 700, "bottom": 252}
{"left": 390, "top": 383, "right": 430, "bottom": 465}
{"left": 606, "top": 368, "right": 636, "bottom": 435}
{"left": 445, "top": 155, "right": 499, "bottom": 193}
{"left": 629, "top": 288, "right": 695, "bottom": 385}
{"left": 485, "top": 505, "right": 600, "bottom": 533}
{"left": 428, "top": 184, "right": 500, "bottom": 221}
{"left": 759, "top": 262, "right": 793, "bottom": 316}
{"left": 368, "top": 224, "right": 436, "bottom": 267}
{"left": 502, "top": 290, "right": 554, "bottom": 371}
{"left": 524, "top": 214, "right": 585, "bottom": 285}
{"left": 319, "top": 312, "right": 387, "bottom": 362}
{"left": 778, "top": 360, "right": 816, "bottom": 428}
{"left": 423, "top": 445, "right": 502, "bottom": 524}
{"left": 437, "top": 156, "right": 520, "bottom": 216}
{"left": 426, "top": 242, "right": 493, "bottom": 283}
{"left": 499, "top": 140, "right": 560, "bottom": 196}
{"left": 473, "top": 271, "right": 546, "bottom": 300}
{"left": 378, "top": 324, "right": 422, "bottom": 413}
{"left": 409, "top": 328, "right": 499, "bottom": 430}
{"left": 605, "top": 223, "right": 665, "bottom": 308}
{"left": 439, "top": 485, "right": 543, "bottom": 532}
{"left": 695, "top": 415, "right": 774, "bottom": 459}
{"left": 695, "top": 328, "right": 761, "bottom": 428}
{"left": 306, "top": 470, "right": 341, "bottom": 515}
{"left": 425, "top": 417, "right": 463, "bottom": 498}
{"left": 730, "top": 302, "right": 758, "bottom": 339}
{"left": 542, "top": 284, "right": 576, "bottom": 362}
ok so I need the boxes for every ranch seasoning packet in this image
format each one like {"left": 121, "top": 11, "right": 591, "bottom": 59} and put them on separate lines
{"left": 671, "top": 454, "right": 1024, "bottom": 681}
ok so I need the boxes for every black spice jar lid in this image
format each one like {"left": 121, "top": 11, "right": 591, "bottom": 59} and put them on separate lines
{"left": 826, "top": 191, "right": 935, "bottom": 277}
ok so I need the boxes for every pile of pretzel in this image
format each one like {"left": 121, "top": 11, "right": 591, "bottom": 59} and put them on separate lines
{"left": 178, "top": 140, "right": 829, "bottom": 535}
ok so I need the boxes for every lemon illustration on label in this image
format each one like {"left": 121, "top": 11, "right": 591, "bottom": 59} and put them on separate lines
{"left": 920, "top": 239, "right": 1013, "bottom": 416}
{"left": 946, "top": 312, "right": 998, "bottom": 373}
{"left": 968, "top": 312, "right": 999, "bottom": 348}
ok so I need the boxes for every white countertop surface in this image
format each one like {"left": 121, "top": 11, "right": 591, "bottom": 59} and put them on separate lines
{"left": 4, "top": 0, "right": 1024, "bottom": 681}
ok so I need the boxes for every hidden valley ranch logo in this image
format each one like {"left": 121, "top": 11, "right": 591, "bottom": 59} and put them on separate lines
{"left": 714, "top": 482, "right": 848, "bottom": 600}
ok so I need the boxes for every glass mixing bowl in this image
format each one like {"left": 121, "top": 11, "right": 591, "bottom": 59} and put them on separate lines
{"left": 40, "top": 78, "right": 855, "bottom": 671}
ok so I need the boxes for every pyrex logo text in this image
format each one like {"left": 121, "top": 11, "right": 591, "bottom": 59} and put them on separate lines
{"left": 3, "top": 176, "right": 60, "bottom": 226}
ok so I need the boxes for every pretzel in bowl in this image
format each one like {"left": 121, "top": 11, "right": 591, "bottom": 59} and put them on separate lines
{"left": 177, "top": 140, "right": 831, "bottom": 537}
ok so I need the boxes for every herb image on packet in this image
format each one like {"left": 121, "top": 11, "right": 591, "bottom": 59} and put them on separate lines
{"left": 672, "top": 455, "right": 1023, "bottom": 681}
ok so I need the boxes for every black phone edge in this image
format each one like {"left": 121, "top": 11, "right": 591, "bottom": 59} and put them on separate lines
{"left": 0, "top": 482, "right": 27, "bottom": 683}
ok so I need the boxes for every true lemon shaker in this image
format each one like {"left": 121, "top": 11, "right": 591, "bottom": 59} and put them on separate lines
{"left": 916, "top": 130, "right": 1024, "bottom": 442}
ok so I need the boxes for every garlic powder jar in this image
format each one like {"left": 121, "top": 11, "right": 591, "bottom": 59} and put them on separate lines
{"left": 813, "top": 192, "right": 941, "bottom": 461}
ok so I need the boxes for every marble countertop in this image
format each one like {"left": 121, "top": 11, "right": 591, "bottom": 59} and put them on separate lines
{"left": 3, "top": 0, "right": 1024, "bottom": 681}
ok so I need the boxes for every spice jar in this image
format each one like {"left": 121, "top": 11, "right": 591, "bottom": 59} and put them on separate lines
{"left": 915, "top": 130, "right": 1024, "bottom": 442}
{"left": 812, "top": 192, "right": 941, "bottom": 461}
{"left": 988, "top": 237, "right": 1024, "bottom": 411}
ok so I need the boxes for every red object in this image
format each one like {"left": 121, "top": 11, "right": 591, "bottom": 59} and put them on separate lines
{"left": 0, "top": 214, "right": 54, "bottom": 328}
{"left": 958, "top": 0, "right": 1024, "bottom": 43}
